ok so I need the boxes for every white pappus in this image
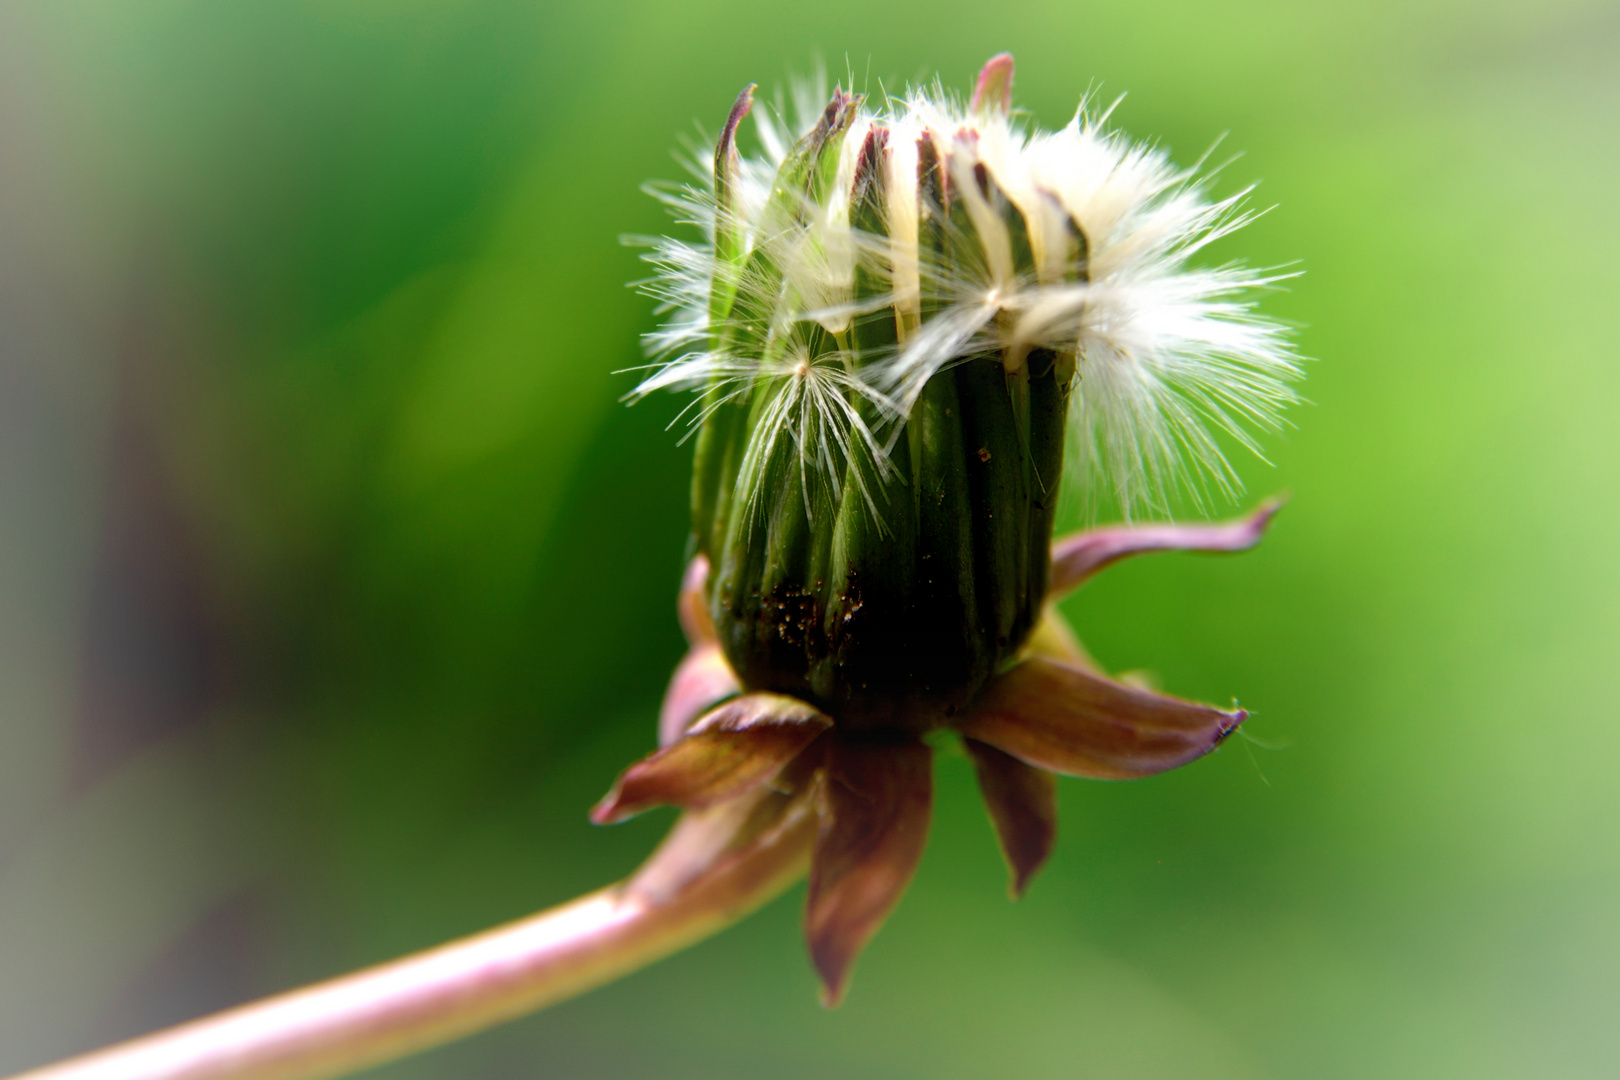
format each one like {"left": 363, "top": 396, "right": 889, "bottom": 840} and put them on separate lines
{"left": 627, "top": 55, "right": 1302, "bottom": 517}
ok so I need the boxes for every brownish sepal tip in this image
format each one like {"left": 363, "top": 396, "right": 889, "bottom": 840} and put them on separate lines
{"left": 805, "top": 738, "right": 933, "bottom": 1006}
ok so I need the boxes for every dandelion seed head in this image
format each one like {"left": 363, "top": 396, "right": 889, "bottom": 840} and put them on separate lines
{"left": 629, "top": 59, "right": 1301, "bottom": 515}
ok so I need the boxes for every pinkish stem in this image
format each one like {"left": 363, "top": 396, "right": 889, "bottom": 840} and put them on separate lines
{"left": 9, "top": 793, "right": 816, "bottom": 1080}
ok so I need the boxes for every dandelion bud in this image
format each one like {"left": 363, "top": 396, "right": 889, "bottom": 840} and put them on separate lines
{"left": 634, "top": 56, "right": 1299, "bottom": 736}
{"left": 608, "top": 56, "right": 1301, "bottom": 1002}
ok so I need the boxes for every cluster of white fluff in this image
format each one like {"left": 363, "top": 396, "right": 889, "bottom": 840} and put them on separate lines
{"left": 630, "top": 66, "right": 1300, "bottom": 515}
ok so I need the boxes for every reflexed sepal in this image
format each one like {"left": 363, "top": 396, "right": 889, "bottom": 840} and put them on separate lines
{"left": 964, "top": 737, "right": 1056, "bottom": 898}
{"left": 805, "top": 737, "right": 933, "bottom": 1005}
{"left": 1049, "top": 498, "right": 1285, "bottom": 599}
{"left": 658, "top": 643, "right": 740, "bottom": 748}
{"left": 958, "top": 656, "right": 1245, "bottom": 779}
{"left": 662, "top": 556, "right": 740, "bottom": 745}
{"left": 1020, "top": 605, "right": 1103, "bottom": 673}
{"left": 593, "top": 694, "right": 831, "bottom": 824}
{"left": 677, "top": 554, "right": 719, "bottom": 646}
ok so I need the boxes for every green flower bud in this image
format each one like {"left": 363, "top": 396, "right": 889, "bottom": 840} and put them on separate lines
{"left": 608, "top": 56, "right": 1299, "bottom": 1002}
{"left": 632, "top": 57, "right": 1300, "bottom": 736}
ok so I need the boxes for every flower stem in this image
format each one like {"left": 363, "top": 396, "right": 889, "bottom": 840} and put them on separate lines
{"left": 9, "top": 792, "right": 816, "bottom": 1080}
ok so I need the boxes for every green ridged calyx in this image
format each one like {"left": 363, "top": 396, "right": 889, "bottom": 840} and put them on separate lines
{"left": 689, "top": 85, "right": 1087, "bottom": 735}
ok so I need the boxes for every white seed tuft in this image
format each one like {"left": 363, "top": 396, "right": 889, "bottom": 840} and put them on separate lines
{"left": 628, "top": 65, "right": 1302, "bottom": 515}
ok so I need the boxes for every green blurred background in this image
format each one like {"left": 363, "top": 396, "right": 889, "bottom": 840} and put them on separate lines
{"left": 2, "top": 0, "right": 1618, "bottom": 1076}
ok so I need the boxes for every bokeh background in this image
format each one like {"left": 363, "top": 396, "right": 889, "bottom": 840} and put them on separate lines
{"left": 3, "top": 1, "right": 1618, "bottom": 1076}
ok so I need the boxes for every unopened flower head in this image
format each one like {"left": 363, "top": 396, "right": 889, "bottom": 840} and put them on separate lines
{"left": 630, "top": 56, "right": 1299, "bottom": 731}
{"left": 599, "top": 56, "right": 1300, "bottom": 1007}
